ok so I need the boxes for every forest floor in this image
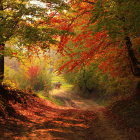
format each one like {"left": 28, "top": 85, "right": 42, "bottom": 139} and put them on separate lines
{"left": 0, "top": 88, "right": 139, "bottom": 140}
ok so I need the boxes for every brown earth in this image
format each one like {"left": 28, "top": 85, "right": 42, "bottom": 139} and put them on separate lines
{"left": 0, "top": 89, "right": 137, "bottom": 140}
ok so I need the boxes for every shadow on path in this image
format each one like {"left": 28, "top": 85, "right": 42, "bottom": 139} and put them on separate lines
{"left": 0, "top": 89, "right": 136, "bottom": 140}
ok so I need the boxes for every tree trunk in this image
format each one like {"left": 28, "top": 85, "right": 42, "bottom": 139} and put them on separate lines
{"left": 0, "top": 43, "right": 4, "bottom": 83}
{"left": 125, "top": 36, "right": 140, "bottom": 99}
{"left": 82, "top": 64, "right": 92, "bottom": 93}
{"left": 125, "top": 36, "right": 140, "bottom": 77}
{"left": 0, "top": 0, "right": 4, "bottom": 84}
{"left": 134, "top": 81, "right": 140, "bottom": 100}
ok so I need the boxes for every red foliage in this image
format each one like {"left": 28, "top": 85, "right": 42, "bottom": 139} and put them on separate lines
{"left": 12, "top": 52, "right": 17, "bottom": 56}
{"left": 57, "top": 1, "right": 132, "bottom": 78}
{"left": 27, "top": 65, "right": 40, "bottom": 78}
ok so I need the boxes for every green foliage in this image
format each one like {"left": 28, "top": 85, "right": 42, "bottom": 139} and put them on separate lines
{"left": 36, "top": 90, "right": 64, "bottom": 106}
{"left": 64, "top": 64, "right": 104, "bottom": 95}
{"left": 0, "top": 0, "right": 70, "bottom": 82}
{"left": 0, "top": 0, "right": 69, "bottom": 44}
{"left": 90, "top": 0, "right": 140, "bottom": 40}
{"left": 63, "top": 62, "right": 138, "bottom": 101}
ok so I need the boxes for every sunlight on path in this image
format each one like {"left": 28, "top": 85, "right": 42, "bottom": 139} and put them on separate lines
{"left": 0, "top": 87, "right": 130, "bottom": 140}
{"left": 49, "top": 88, "right": 104, "bottom": 111}
{"left": 49, "top": 88, "right": 129, "bottom": 140}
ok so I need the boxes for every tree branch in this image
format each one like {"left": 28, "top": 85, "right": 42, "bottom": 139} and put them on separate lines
{"left": 82, "top": 0, "right": 95, "bottom": 5}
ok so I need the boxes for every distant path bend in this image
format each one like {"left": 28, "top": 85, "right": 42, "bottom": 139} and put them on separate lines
{"left": 49, "top": 88, "right": 104, "bottom": 111}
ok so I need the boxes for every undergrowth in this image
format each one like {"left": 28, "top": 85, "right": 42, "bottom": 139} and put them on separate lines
{"left": 36, "top": 91, "right": 64, "bottom": 106}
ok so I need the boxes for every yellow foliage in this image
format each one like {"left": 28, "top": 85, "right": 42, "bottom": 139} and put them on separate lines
{"left": 2, "top": 80, "right": 18, "bottom": 90}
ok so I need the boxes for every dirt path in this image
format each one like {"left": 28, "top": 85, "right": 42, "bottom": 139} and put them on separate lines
{"left": 0, "top": 89, "right": 132, "bottom": 140}
{"left": 48, "top": 89, "right": 129, "bottom": 140}
{"left": 49, "top": 89, "right": 104, "bottom": 110}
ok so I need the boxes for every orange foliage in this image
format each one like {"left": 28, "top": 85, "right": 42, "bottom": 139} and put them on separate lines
{"left": 27, "top": 65, "right": 40, "bottom": 78}
{"left": 57, "top": 0, "right": 131, "bottom": 77}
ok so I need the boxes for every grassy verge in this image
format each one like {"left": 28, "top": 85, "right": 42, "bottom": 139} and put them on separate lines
{"left": 36, "top": 91, "right": 64, "bottom": 106}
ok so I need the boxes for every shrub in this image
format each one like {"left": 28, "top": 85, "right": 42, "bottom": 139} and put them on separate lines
{"left": 63, "top": 63, "right": 138, "bottom": 101}
{"left": 5, "top": 58, "right": 53, "bottom": 93}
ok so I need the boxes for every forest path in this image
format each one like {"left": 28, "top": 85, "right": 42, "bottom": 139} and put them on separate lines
{"left": 49, "top": 88, "right": 104, "bottom": 110}
{"left": 48, "top": 88, "right": 129, "bottom": 140}
{"left": 0, "top": 89, "right": 130, "bottom": 140}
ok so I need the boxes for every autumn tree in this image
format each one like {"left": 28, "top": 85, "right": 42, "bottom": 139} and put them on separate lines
{"left": 0, "top": 0, "right": 68, "bottom": 83}
{"left": 85, "top": 0, "right": 140, "bottom": 96}
{"left": 88, "top": 0, "right": 140, "bottom": 76}
{"left": 57, "top": 0, "right": 140, "bottom": 96}
{"left": 59, "top": 0, "right": 140, "bottom": 75}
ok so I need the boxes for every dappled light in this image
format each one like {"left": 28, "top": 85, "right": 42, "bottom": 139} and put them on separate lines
{"left": 0, "top": 0, "right": 140, "bottom": 139}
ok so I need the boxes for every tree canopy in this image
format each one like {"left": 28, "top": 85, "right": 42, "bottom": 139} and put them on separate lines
{"left": 57, "top": 0, "right": 140, "bottom": 78}
{"left": 0, "top": 0, "right": 69, "bottom": 81}
{"left": 0, "top": 0, "right": 140, "bottom": 81}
